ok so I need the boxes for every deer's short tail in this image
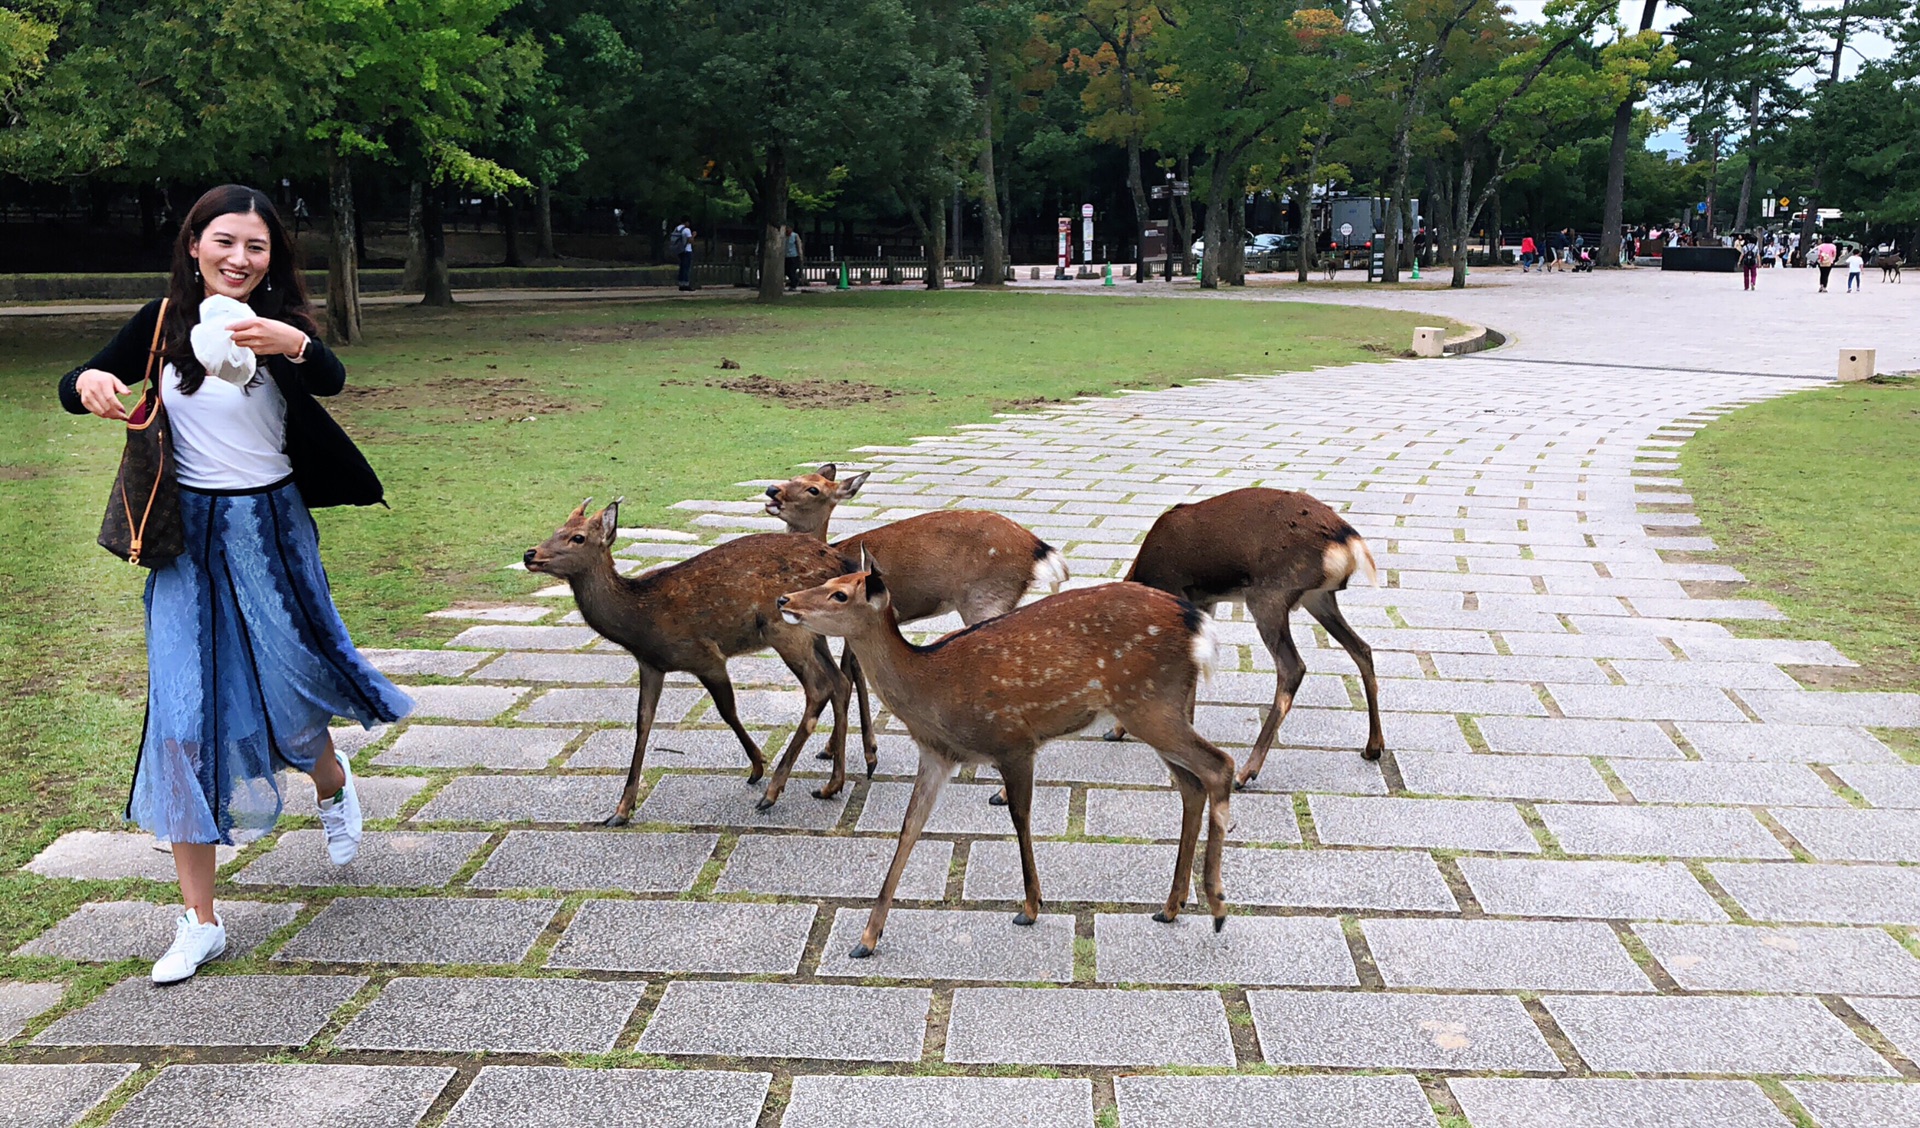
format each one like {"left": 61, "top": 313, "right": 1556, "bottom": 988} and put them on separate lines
{"left": 1031, "top": 541, "right": 1069, "bottom": 593}
{"left": 1322, "top": 528, "right": 1380, "bottom": 590}
{"left": 1181, "top": 601, "right": 1222, "bottom": 684}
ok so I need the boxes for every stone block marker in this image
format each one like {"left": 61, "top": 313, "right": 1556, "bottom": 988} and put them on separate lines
{"left": 1847, "top": 997, "right": 1920, "bottom": 1063}
{"left": 375, "top": 725, "right": 577, "bottom": 770}
{"left": 1115, "top": 1074, "right": 1440, "bottom": 1128}
{"left": 635, "top": 774, "right": 849, "bottom": 831}
{"left": 468, "top": 830, "right": 716, "bottom": 892}
{"left": 233, "top": 830, "right": 491, "bottom": 888}
{"left": 817, "top": 908, "right": 1074, "bottom": 983}
{"left": 714, "top": 834, "right": 952, "bottom": 900}
{"left": 106, "top": 1064, "right": 454, "bottom": 1128}
{"left": 443, "top": 1067, "right": 770, "bottom": 1128}
{"left": 274, "top": 898, "right": 559, "bottom": 966}
{"left": 1448, "top": 1078, "right": 1793, "bottom": 1128}
{"left": 23, "top": 831, "right": 236, "bottom": 881}
{"left": 636, "top": 982, "right": 930, "bottom": 1062}
{"left": 1711, "top": 863, "right": 1920, "bottom": 925}
{"left": 855, "top": 781, "right": 1070, "bottom": 836}
{"left": 1361, "top": 919, "right": 1654, "bottom": 992}
{"left": 1307, "top": 795, "right": 1540, "bottom": 852}
{"left": 15, "top": 900, "right": 303, "bottom": 962}
{"left": 1246, "top": 990, "right": 1562, "bottom": 1071}
{"left": 1635, "top": 924, "right": 1920, "bottom": 995}
{"left": 412, "top": 775, "right": 618, "bottom": 824}
{"left": 546, "top": 900, "right": 816, "bottom": 974}
{"left": 336, "top": 977, "right": 646, "bottom": 1054}
{"left": 1082, "top": 788, "right": 1302, "bottom": 842}
{"left": 1456, "top": 859, "right": 1728, "bottom": 922}
{"left": 0, "top": 981, "right": 66, "bottom": 1040}
{"left": 1542, "top": 994, "right": 1898, "bottom": 1076}
{"left": 36, "top": 975, "right": 364, "bottom": 1048}
{"left": 1535, "top": 804, "right": 1792, "bottom": 859}
{"left": 1788, "top": 1082, "right": 1920, "bottom": 1128}
{"left": 1093, "top": 913, "right": 1357, "bottom": 986}
{"left": 943, "top": 987, "right": 1234, "bottom": 1066}
{"left": 782, "top": 1075, "right": 1094, "bottom": 1128}
{"left": 0, "top": 1064, "right": 136, "bottom": 1128}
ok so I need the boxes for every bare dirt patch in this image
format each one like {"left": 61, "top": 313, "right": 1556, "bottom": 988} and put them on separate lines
{"left": 680, "top": 373, "right": 907, "bottom": 408}
{"left": 332, "top": 376, "right": 581, "bottom": 423}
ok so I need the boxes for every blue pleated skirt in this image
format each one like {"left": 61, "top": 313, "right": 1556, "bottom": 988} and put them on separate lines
{"left": 128, "top": 477, "right": 412, "bottom": 845}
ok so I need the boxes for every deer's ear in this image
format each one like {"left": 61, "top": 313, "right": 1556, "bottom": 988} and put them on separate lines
{"left": 838, "top": 470, "right": 870, "bottom": 500}
{"left": 817, "top": 463, "right": 837, "bottom": 481}
{"left": 597, "top": 499, "right": 621, "bottom": 541}
{"left": 864, "top": 568, "right": 890, "bottom": 609}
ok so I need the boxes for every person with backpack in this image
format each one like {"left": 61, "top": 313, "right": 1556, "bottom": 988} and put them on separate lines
{"left": 671, "top": 219, "right": 695, "bottom": 291}
{"left": 1815, "top": 239, "right": 1838, "bottom": 292}
{"left": 1740, "top": 235, "right": 1758, "bottom": 290}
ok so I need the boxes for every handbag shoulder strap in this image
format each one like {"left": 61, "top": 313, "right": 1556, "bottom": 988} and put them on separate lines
{"left": 144, "top": 297, "right": 169, "bottom": 398}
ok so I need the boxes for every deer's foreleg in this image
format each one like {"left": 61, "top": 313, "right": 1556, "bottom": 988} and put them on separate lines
{"left": 999, "top": 756, "right": 1043, "bottom": 926}
{"left": 609, "top": 663, "right": 665, "bottom": 826}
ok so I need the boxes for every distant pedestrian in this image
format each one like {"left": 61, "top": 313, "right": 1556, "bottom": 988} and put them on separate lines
{"left": 1846, "top": 249, "right": 1864, "bottom": 292}
{"left": 1815, "top": 239, "right": 1838, "bottom": 292}
{"left": 671, "top": 219, "right": 695, "bottom": 291}
{"left": 1519, "top": 235, "right": 1537, "bottom": 272}
{"left": 784, "top": 225, "right": 805, "bottom": 290}
{"left": 1740, "top": 236, "right": 1758, "bottom": 291}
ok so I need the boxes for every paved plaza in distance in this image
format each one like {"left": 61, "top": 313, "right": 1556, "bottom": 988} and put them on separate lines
{"left": 8, "top": 272, "right": 1920, "bottom": 1127}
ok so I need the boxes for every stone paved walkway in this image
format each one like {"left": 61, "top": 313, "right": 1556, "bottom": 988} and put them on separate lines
{"left": 13, "top": 281, "right": 1920, "bottom": 1127}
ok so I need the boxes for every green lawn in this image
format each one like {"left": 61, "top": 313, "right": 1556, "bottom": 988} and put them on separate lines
{"left": 1681, "top": 379, "right": 1920, "bottom": 703}
{"left": 0, "top": 288, "right": 1445, "bottom": 953}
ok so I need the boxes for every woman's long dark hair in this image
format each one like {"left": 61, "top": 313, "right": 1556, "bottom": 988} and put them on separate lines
{"left": 161, "top": 185, "right": 319, "bottom": 394}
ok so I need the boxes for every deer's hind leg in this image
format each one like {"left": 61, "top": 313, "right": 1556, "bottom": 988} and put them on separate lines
{"left": 1241, "top": 588, "right": 1308, "bottom": 788}
{"left": 1301, "top": 588, "right": 1384, "bottom": 760}
{"left": 1122, "top": 704, "right": 1235, "bottom": 931}
{"left": 690, "top": 648, "right": 764, "bottom": 783}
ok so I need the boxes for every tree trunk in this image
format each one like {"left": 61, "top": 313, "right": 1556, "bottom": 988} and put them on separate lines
{"left": 1383, "top": 120, "right": 1413, "bottom": 282}
{"left": 1452, "top": 155, "right": 1474, "bottom": 289}
{"left": 1124, "top": 132, "right": 1148, "bottom": 283}
{"left": 1298, "top": 134, "right": 1325, "bottom": 282}
{"left": 906, "top": 192, "right": 947, "bottom": 290}
{"left": 1224, "top": 189, "right": 1247, "bottom": 285}
{"left": 502, "top": 192, "right": 524, "bottom": 267}
{"left": 420, "top": 183, "right": 454, "bottom": 306}
{"left": 326, "top": 150, "right": 362, "bottom": 345}
{"left": 975, "top": 88, "right": 1006, "bottom": 287}
{"left": 536, "top": 182, "right": 556, "bottom": 259}
{"left": 401, "top": 181, "right": 425, "bottom": 293}
{"left": 1734, "top": 85, "right": 1761, "bottom": 232}
{"left": 1199, "top": 154, "right": 1231, "bottom": 290}
{"left": 1600, "top": 0, "right": 1660, "bottom": 268}
{"left": 758, "top": 144, "right": 789, "bottom": 302}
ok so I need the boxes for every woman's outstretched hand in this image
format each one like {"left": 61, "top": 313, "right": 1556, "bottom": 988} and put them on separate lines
{"left": 225, "top": 317, "right": 308, "bottom": 358}
{"left": 76, "top": 369, "right": 132, "bottom": 420}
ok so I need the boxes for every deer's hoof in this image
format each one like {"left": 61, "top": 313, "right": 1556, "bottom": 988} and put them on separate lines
{"left": 1213, "top": 914, "right": 1227, "bottom": 933}
{"left": 1152, "top": 910, "right": 1176, "bottom": 924}
{"left": 987, "top": 790, "right": 1008, "bottom": 807}
{"left": 602, "top": 813, "right": 631, "bottom": 828}
{"left": 754, "top": 796, "right": 776, "bottom": 812}
{"left": 1012, "top": 911, "right": 1036, "bottom": 927}
{"left": 1102, "top": 728, "right": 1126, "bottom": 743}
{"left": 865, "top": 761, "right": 878, "bottom": 780}
{"left": 1362, "top": 745, "right": 1384, "bottom": 762}
{"left": 849, "top": 942, "right": 875, "bottom": 959}
{"left": 811, "top": 785, "right": 841, "bottom": 801}
{"left": 1233, "top": 774, "right": 1254, "bottom": 792}
{"left": 814, "top": 748, "right": 834, "bottom": 760}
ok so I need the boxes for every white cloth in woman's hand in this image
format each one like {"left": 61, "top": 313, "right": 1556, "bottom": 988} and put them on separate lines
{"left": 190, "top": 295, "right": 258, "bottom": 387}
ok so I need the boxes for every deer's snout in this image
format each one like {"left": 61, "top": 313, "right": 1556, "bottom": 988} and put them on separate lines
{"left": 776, "top": 595, "right": 791, "bottom": 608}
{"left": 523, "top": 548, "right": 540, "bottom": 568}
{"left": 765, "top": 486, "right": 781, "bottom": 499}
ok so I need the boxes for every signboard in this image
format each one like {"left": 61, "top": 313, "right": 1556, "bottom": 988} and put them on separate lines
{"left": 1056, "top": 217, "right": 1070, "bottom": 275}
{"left": 1340, "top": 223, "right": 1354, "bottom": 237}
{"left": 1082, "top": 217, "right": 1093, "bottom": 264}
{"left": 1081, "top": 203, "right": 1094, "bottom": 218}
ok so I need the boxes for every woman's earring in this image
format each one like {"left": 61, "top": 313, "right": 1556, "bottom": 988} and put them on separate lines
{"left": 266, "top": 275, "right": 273, "bottom": 292}
{"left": 193, "top": 266, "right": 202, "bottom": 284}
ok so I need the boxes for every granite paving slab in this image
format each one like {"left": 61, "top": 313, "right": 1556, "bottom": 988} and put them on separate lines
{"left": 1246, "top": 989, "right": 1561, "bottom": 1071}
{"left": 944, "top": 987, "right": 1233, "bottom": 1066}
{"left": 233, "top": 830, "right": 490, "bottom": 887}
{"left": 429, "top": 605, "right": 551, "bottom": 622}
{"left": 1373, "top": 678, "right": 1549, "bottom": 716}
{"left": 1393, "top": 751, "right": 1615, "bottom": 801}
{"left": 278, "top": 773, "right": 430, "bottom": 820}
{"left": 1093, "top": 913, "right": 1356, "bottom": 986}
{"left": 1223, "top": 748, "right": 1389, "bottom": 795}
{"left": 474, "top": 651, "right": 637, "bottom": 683}
{"left": 1711, "top": 863, "right": 1920, "bottom": 925}
{"left": 0, "top": 981, "right": 66, "bottom": 1040}
{"left": 1612, "top": 660, "right": 1801, "bottom": 690}
{"left": 374, "top": 725, "right": 577, "bottom": 769}
{"left": 1500, "top": 632, "right": 1677, "bottom": 660}
{"left": 1831, "top": 764, "right": 1920, "bottom": 808}
{"left": 547, "top": 900, "right": 816, "bottom": 974}
{"left": 1677, "top": 722, "right": 1898, "bottom": 764}
{"left": 518, "top": 687, "right": 701, "bottom": 724}
{"left": 1546, "top": 684, "right": 1748, "bottom": 723}
{"left": 1739, "top": 691, "right": 1920, "bottom": 729}
{"left": 1008, "top": 740, "right": 1171, "bottom": 787}
{"left": 0, "top": 1064, "right": 137, "bottom": 1128}
{"left": 363, "top": 648, "right": 490, "bottom": 676}
{"left": 23, "top": 831, "right": 237, "bottom": 881}
{"left": 412, "top": 775, "right": 616, "bottom": 823}
{"left": 1448, "top": 1078, "right": 1792, "bottom": 1128}
{"left": 1769, "top": 808, "right": 1920, "bottom": 862}
{"left": 1115, "top": 1074, "right": 1438, "bottom": 1128}
{"left": 782, "top": 1075, "right": 1093, "bottom": 1128}
{"left": 816, "top": 908, "right": 1074, "bottom": 982}
{"left": 1308, "top": 795, "right": 1540, "bottom": 852}
{"left": 1082, "top": 788, "right": 1301, "bottom": 842}
{"left": 1459, "top": 858, "right": 1728, "bottom": 921}
{"left": 1475, "top": 717, "right": 1683, "bottom": 759}
{"left": 35, "top": 974, "right": 363, "bottom": 1047}
{"left": 15, "top": 900, "right": 302, "bottom": 961}
{"left": 713, "top": 834, "right": 952, "bottom": 900}
{"left": 336, "top": 976, "right": 646, "bottom": 1053}
{"left": 394, "top": 684, "right": 527, "bottom": 721}
{"left": 468, "top": 830, "right": 715, "bottom": 891}
{"left": 1544, "top": 994, "right": 1897, "bottom": 1076}
{"left": 1635, "top": 924, "right": 1920, "bottom": 995}
{"left": 1362, "top": 918, "right": 1653, "bottom": 991}
{"left": 1201, "top": 671, "right": 1351, "bottom": 707}
{"left": 565, "top": 725, "right": 770, "bottom": 771}
{"left": 447, "top": 624, "right": 599, "bottom": 650}
{"left": 1843, "top": 997, "right": 1920, "bottom": 1062}
{"left": 635, "top": 981, "right": 929, "bottom": 1062}
{"left": 107, "top": 1064, "right": 454, "bottom": 1128}
{"left": 1536, "top": 804, "right": 1793, "bottom": 859}
{"left": 1679, "top": 638, "right": 1859, "bottom": 666}
{"left": 634, "top": 774, "right": 850, "bottom": 829}
{"left": 443, "top": 1067, "right": 770, "bottom": 1128}
{"left": 1608, "top": 760, "right": 1846, "bottom": 807}
{"left": 854, "top": 782, "right": 1070, "bottom": 836}
{"left": 1787, "top": 1082, "right": 1920, "bottom": 1128}
{"left": 273, "top": 897, "right": 559, "bottom": 965}
{"left": 330, "top": 724, "right": 389, "bottom": 756}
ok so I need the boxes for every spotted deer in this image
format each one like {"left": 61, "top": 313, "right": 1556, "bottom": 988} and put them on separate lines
{"left": 1118, "top": 487, "right": 1384, "bottom": 785}
{"left": 777, "top": 557, "right": 1234, "bottom": 958}
{"left": 524, "top": 499, "right": 855, "bottom": 822}
{"left": 762, "top": 463, "right": 1068, "bottom": 758}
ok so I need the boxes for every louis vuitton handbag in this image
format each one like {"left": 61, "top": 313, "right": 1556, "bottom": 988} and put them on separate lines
{"left": 98, "top": 298, "right": 183, "bottom": 567}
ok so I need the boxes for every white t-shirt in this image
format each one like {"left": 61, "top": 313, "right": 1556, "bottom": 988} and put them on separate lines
{"left": 162, "top": 363, "right": 292, "bottom": 489}
{"left": 1847, "top": 253, "right": 1864, "bottom": 273}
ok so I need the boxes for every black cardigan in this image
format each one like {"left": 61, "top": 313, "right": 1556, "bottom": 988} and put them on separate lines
{"left": 58, "top": 299, "right": 384, "bottom": 508}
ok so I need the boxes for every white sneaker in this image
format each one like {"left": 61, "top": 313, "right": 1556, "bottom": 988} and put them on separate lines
{"left": 316, "top": 750, "right": 362, "bottom": 865}
{"left": 151, "top": 908, "right": 226, "bottom": 984}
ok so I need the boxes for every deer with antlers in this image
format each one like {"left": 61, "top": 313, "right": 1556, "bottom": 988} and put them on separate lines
{"left": 524, "top": 499, "right": 856, "bottom": 822}
{"left": 778, "top": 556, "right": 1234, "bottom": 958}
